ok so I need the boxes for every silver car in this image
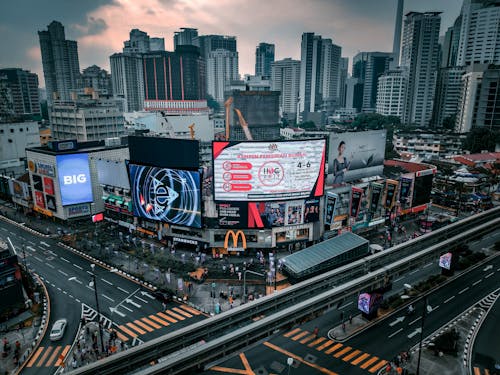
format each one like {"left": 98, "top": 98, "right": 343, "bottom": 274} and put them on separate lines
{"left": 49, "top": 319, "right": 67, "bottom": 341}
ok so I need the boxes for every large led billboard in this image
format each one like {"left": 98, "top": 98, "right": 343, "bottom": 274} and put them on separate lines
{"left": 328, "top": 130, "right": 386, "bottom": 185}
{"left": 439, "top": 252, "right": 452, "bottom": 270}
{"left": 213, "top": 139, "right": 326, "bottom": 201}
{"left": 56, "top": 154, "right": 93, "bottom": 206}
{"left": 129, "top": 164, "right": 202, "bottom": 228}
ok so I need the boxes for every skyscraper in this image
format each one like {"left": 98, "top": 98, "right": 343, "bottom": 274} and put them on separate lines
{"left": 338, "top": 57, "right": 349, "bottom": 108}
{"left": 431, "top": 67, "right": 464, "bottom": 127}
{"left": 38, "top": 21, "right": 80, "bottom": 104}
{"left": 299, "top": 33, "right": 322, "bottom": 116}
{"left": 319, "top": 39, "right": 342, "bottom": 115}
{"left": 0, "top": 68, "right": 40, "bottom": 117}
{"left": 123, "top": 29, "right": 164, "bottom": 53}
{"left": 271, "top": 58, "right": 301, "bottom": 122}
{"left": 110, "top": 53, "right": 144, "bottom": 112}
{"left": 376, "top": 68, "right": 407, "bottom": 118}
{"left": 195, "top": 35, "right": 237, "bottom": 60}
{"left": 206, "top": 49, "right": 239, "bottom": 104}
{"left": 441, "top": 15, "right": 462, "bottom": 68}
{"left": 390, "top": 0, "right": 404, "bottom": 69}
{"left": 255, "top": 43, "right": 275, "bottom": 79}
{"left": 400, "top": 12, "right": 441, "bottom": 126}
{"left": 78, "top": 65, "right": 113, "bottom": 96}
{"left": 174, "top": 28, "right": 199, "bottom": 49}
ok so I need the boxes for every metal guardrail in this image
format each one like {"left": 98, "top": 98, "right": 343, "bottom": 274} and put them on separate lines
{"left": 68, "top": 207, "right": 500, "bottom": 374}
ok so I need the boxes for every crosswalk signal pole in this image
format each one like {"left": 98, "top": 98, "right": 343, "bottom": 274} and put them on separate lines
{"left": 91, "top": 264, "right": 105, "bottom": 355}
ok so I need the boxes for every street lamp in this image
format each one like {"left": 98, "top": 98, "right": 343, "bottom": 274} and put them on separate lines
{"left": 242, "top": 270, "right": 265, "bottom": 303}
{"left": 89, "top": 264, "right": 117, "bottom": 356}
{"left": 402, "top": 283, "right": 432, "bottom": 375}
{"left": 287, "top": 357, "right": 294, "bottom": 375}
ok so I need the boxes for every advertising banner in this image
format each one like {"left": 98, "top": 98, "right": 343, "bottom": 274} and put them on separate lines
{"left": 67, "top": 203, "right": 91, "bottom": 217}
{"left": 413, "top": 174, "right": 433, "bottom": 207}
{"left": 96, "top": 159, "right": 130, "bottom": 190}
{"left": 350, "top": 187, "right": 363, "bottom": 218}
{"left": 213, "top": 139, "right": 326, "bottom": 201}
{"left": 325, "top": 192, "right": 338, "bottom": 225}
{"left": 8, "top": 179, "right": 30, "bottom": 200}
{"left": 399, "top": 177, "right": 414, "bottom": 210}
{"left": 43, "top": 177, "right": 55, "bottom": 195}
{"left": 32, "top": 174, "right": 43, "bottom": 191}
{"left": 56, "top": 154, "right": 93, "bottom": 206}
{"left": 384, "top": 179, "right": 399, "bottom": 209}
{"left": 34, "top": 191, "right": 45, "bottom": 208}
{"left": 369, "top": 183, "right": 383, "bottom": 213}
{"left": 328, "top": 130, "right": 386, "bottom": 185}
{"left": 45, "top": 195, "right": 57, "bottom": 212}
{"left": 304, "top": 198, "right": 320, "bottom": 223}
{"left": 28, "top": 160, "right": 55, "bottom": 177}
{"left": 217, "top": 202, "right": 248, "bottom": 228}
{"left": 358, "top": 293, "right": 371, "bottom": 314}
{"left": 129, "top": 164, "right": 202, "bottom": 228}
{"left": 439, "top": 252, "right": 452, "bottom": 270}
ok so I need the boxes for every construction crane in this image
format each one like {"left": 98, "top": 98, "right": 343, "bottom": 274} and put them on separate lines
{"left": 188, "top": 123, "right": 195, "bottom": 139}
{"left": 224, "top": 97, "right": 233, "bottom": 140}
{"left": 234, "top": 108, "right": 253, "bottom": 141}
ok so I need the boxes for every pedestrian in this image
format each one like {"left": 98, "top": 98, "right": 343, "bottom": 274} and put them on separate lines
{"left": 349, "top": 315, "right": 352, "bottom": 324}
{"left": 313, "top": 326, "right": 319, "bottom": 338}
{"left": 385, "top": 363, "right": 392, "bottom": 374}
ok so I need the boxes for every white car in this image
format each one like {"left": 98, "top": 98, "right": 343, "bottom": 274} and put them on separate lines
{"left": 50, "top": 319, "right": 67, "bottom": 341}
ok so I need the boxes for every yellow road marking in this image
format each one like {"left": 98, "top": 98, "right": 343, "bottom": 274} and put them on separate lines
{"left": 133, "top": 320, "right": 153, "bottom": 332}
{"left": 369, "top": 360, "right": 388, "bottom": 373}
{"left": 149, "top": 314, "right": 170, "bottom": 326}
{"left": 360, "top": 356, "right": 379, "bottom": 369}
{"left": 291, "top": 331, "right": 310, "bottom": 341}
{"left": 37, "top": 346, "right": 53, "bottom": 367}
{"left": 325, "top": 343, "right": 343, "bottom": 354}
{"left": 342, "top": 349, "right": 361, "bottom": 362}
{"left": 284, "top": 328, "right": 301, "bottom": 338}
{"left": 179, "top": 304, "right": 201, "bottom": 315}
{"left": 239, "top": 353, "right": 255, "bottom": 375}
{"left": 45, "top": 346, "right": 62, "bottom": 367}
{"left": 473, "top": 368, "right": 481, "bottom": 375}
{"left": 263, "top": 341, "right": 338, "bottom": 375}
{"left": 351, "top": 353, "right": 370, "bottom": 365}
{"left": 210, "top": 366, "right": 250, "bottom": 374}
{"left": 165, "top": 309, "right": 185, "bottom": 320}
{"left": 114, "top": 330, "right": 129, "bottom": 342}
{"left": 300, "top": 334, "right": 316, "bottom": 344}
{"left": 317, "top": 340, "right": 335, "bottom": 351}
{"left": 158, "top": 312, "right": 178, "bottom": 323}
{"left": 26, "top": 347, "right": 44, "bottom": 367}
{"left": 308, "top": 337, "right": 326, "bottom": 347}
{"left": 141, "top": 317, "right": 162, "bottom": 329}
{"left": 173, "top": 307, "right": 193, "bottom": 317}
{"left": 55, "top": 345, "right": 71, "bottom": 366}
{"left": 118, "top": 325, "right": 138, "bottom": 338}
{"left": 333, "top": 346, "right": 352, "bottom": 358}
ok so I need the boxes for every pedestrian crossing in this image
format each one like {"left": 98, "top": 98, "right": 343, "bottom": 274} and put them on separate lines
{"left": 473, "top": 366, "right": 494, "bottom": 375}
{"left": 110, "top": 304, "right": 201, "bottom": 343}
{"left": 283, "top": 328, "right": 388, "bottom": 373}
{"left": 25, "top": 344, "right": 71, "bottom": 368}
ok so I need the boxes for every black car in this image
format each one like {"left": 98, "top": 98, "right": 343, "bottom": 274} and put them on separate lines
{"left": 153, "top": 290, "right": 173, "bottom": 304}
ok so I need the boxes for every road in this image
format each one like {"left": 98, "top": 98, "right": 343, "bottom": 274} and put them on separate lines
{"left": 202, "top": 231, "right": 500, "bottom": 375}
{"left": 0, "top": 219, "right": 207, "bottom": 375}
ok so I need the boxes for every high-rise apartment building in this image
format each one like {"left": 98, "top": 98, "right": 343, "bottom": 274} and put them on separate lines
{"left": 338, "top": 57, "right": 349, "bottom": 108}
{"left": 174, "top": 28, "right": 199, "bottom": 49}
{"left": 109, "top": 53, "right": 144, "bottom": 112}
{"left": 441, "top": 15, "right": 462, "bottom": 68}
{"left": 142, "top": 45, "right": 206, "bottom": 101}
{"left": 50, "top": 97, "right": 125, "bottom": 141}
{"left": 271, "top": 58, "right": 300, "bottom": 122}
{"left": 431, "top": 67, "right": 464, "bottom": 127}
{"left": 255, "top": 43, "right": 275, "bottom": 79}
{"left": 38, "top": 21, "right": 80, "bottom": 104}
{"left": 456, "top": 0, "right": 500, "bottom": 66}
{"left": 0, "top": 68, "right": 40, "bottom": 117}
{"left": 78, "top": 65, "right": 113, "bottom": 96}
{"left": 206, "top": 49, "right": 239, "bottom": 104}
{"left": 319, "top": 39, "right": 342, "bottom": 115}
{"left": 123, "top": 29, "right": 164, "bottom": 54}
{"left": 400, "top": 12, "right": 441, "bottom": 126}
{"left": 195, "top": 35, "right": 237, "bottom": 60}
{"left": 376, "top": 68, "right": 407, "bottom": 118}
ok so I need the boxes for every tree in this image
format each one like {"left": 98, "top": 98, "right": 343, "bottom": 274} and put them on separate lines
{"left": 298, "top": 121, "right": 317, "bottom": 129}
{"left": 351, "top": 113, "right": 401, "bottom": 130}
{"left": 463, "top": 128, "right": 500, "bottom": 153}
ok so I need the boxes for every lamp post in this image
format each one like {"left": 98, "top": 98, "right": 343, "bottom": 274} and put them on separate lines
{"left": 402, "top": 283, "right": 432, "bottom": 375}
{"left": 287, "top": 357, "right": 294, "bottom": 375}
{"left": 242, "top": 270, "right": 264, "bottom": 303}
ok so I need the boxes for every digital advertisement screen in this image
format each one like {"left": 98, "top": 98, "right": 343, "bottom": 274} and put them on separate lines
{"left": 45, "top": 195, "right": 57, "bottom": 211}
{"left": 328, "top": 130, "right": 386, "bottom": 185}
{"left": 129, "top": 164, "right": 202, "bottom": 228}
{"left": 56, "top": 154, "right": 93, "bottom": 206}
{"left": 369, "top": 183, "right": 383, "bottom": 213}
{"left": 413, "top": 174, "right": 433, "bottom": 207}
{"left": 32, "top": 174, "right": 43, "bottom": 191}
{"left": 350, "top": 187, "right": 363, "bottom": 218}
{"left": 384, "top": 179, "right": 399, "bottom": 209}
{"left": 43, "top": 177, "right": 55, "bottom": 195}
{"left": 304, "top": 198, "right": 320, "bottom": 223}
{"left": 399, "top": 177, "right": 414, "bottom": 210}
{"left": 439, "top": 252, "right": 452, "bottom": 270}
{"left": 34, "top": 191, "right": 45, "bottom": 208}
{"left": 213, "top": 139, "right": 326, "bottom": 201}
{"left": 8, "top": 180, "right": 30, "bottom": 200}
{"left": 358, "top": 293, "right": 371, "bottom": 314}
{"left": 325, "top": 192, "right": 338, "bottom": 225}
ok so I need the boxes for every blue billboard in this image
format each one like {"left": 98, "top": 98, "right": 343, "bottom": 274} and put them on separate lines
{"left": 56, "top": 154, "right": 93, "bottom": 206}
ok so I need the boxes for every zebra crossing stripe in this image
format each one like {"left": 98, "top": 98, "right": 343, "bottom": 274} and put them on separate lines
{"left": 291, "top": 331, "right": 310, "bottom": 341}
{"left": 132, "top": 320, "right": 153, "bottom": 333}
{"left": 148, "top": 314, "right": 170, "bottom": 326}
{"left": 351, "top": 353, "right": 370, "bottom": 365}
{"left": 308, "top": 337, "right": 326, "bottom": 347}
{"left": 325, "top": 343, "right": 343, "bottom": 354}
{"left": 369, "top": 360, "right": 388, "bottom": 373}
{"left": 360, "top": 356, "right": 379, "bottom": 369}
{"left": 342, "top": 349, "right": 361, "bottom": 362}
{"left": 26, "top": 347, "right": 44, "bottom": 367}
{"left": 158, "top": 312, "right": 177, "bottom": 323}
{"left": 316, "top": 340, "right": 334, "bottom": 351}
{"left": 284, "top": 328, "right": 301, "bottom": 338}
{"left": 173, "top": 307, "right": 193, "bottom": 318}
{"left": 333, "top": 347, "right": 352, "bottom": 358}
{"left": 37, "top": 346, "right": 53, "bottom": 367}
{"left": 118, "top": 325, "right": 138, "bottom": 338}
{"left": 45, "top": 346, "right": 62, "bottom": 367}
{"left": 55, "top": 345, "right": 71, "bottom": 366}
{"left": 179, "top": 304, "right": 201, "bottom": 315}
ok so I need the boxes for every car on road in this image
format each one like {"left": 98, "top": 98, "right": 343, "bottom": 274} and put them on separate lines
{"left": 153, "top": 290, "right": 173, "bottom": 304}
{"left": 50, "top": 319, "right": 67, "bottom": 341}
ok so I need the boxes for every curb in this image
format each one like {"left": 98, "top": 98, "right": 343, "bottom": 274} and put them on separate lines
{"left": 0, "top": 214, "right": 50, "bottom": 238}
{"left": 14, "top": 273, "right": 51, "bottom": 375}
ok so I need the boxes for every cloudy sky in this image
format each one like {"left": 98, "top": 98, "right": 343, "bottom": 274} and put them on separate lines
{"left": 0, "top": 0, "right": 462, "bottom": 88}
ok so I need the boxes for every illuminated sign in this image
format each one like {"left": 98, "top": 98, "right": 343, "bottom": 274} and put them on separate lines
{"left": 45, "top": 195, "right": 57, "bottom": 211}
{"left": 384, "top": 179, "right": 399, "bottom": 209}
{"left": 350, "top": 187, "right": 363, "bottom": 218}
{"left": 439, "top": 252, "right": 452, "bottom": 270}
{"left": 358, "top": 293, "right": 371, "bottom": 314}
{"left": 28, "top": 160, "right": 55, "bottom": 177}
{"left": 92, "top": 213, "right": 104, "bottom": 223}
{"left": 56, "top": 154, "right": 93, "bottom": 206}
{"left": 129, "top": 164, "right": 202, "bottom": 228}
{"left": 213, "top": 139, "right": 326, "bottom": 201}
{"left": 43, "top": 177, "right": 54, "bottom": 195}
{"left": 34, "top": 191, "right": 45, "bottom": 208}
{"left": 325, "top": 192, "right": 338, "bottom": 225}
{"left": 67, "top": 203, "right": 91, "bottom": 217}
{"left": 224, "top": 230, "right": 247, "bottom": 252}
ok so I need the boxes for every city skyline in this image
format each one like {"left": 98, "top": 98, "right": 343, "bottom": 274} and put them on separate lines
{"left": 1, "top": 0, "right": 461, "bottom": 88}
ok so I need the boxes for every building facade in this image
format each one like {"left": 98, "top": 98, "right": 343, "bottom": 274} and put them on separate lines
{"left": 319, "top": 39, "right": 342, "bottom": 116}
{"left": 50, "top": 98, "right": 125, "bottom": 141}
{"left": 271, "top": 58, "right": 300, "bottom": 122}
{"left": 255, "top": 42, "right": 275, "bottom": 79}
{"left": 123, "top": 29, "right": 164, "bottom": 54}
{"left": 393, "top": 131, "right": 467, "bottom": 159}
{"left": 0, "top": 68, "right": 40, "bottom": 118}
{"left": 38, "top": 21, "right": 80, "bottom": 104}
{"left": 431, "top": 67, "right": 465, "bottom": 128}
{"left": 78, "top": 65, "right": 113, "bottom": 96}
{"left": 0, "top": 121, "right": 40, "bottom": 170}
{"left": 400, "top": 12, "right": 441, "bottom": 126}
{"left": 174, "top": 28, "right": 199, "bottom": 49}
{"left": 299, "top": 32, "right": 323, "bottom": 115}
{"left": 376, "top": 68, "right": 407, "bottom": 118}
{"left": 110, "top": 53, "right": 145, "bottom": 112}
{"left": 206, "top": 49, "right": 239, "bottom": 104}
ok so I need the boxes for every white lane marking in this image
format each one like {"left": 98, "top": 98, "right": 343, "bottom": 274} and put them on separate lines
{"left": 485, "top": 272, "right": 494, "bottom": 279}
{"left": 0, "top": 228, "right": 8, "bottom": 231}
{"left": 409, "top": 316, "right": 422, "bottom": 326}
{"left": 73, "top": 264, "right": 83, "bottom": 270}
{"left": 135, "top": 296, "right": 148, "bottom": 303}
{"left": 47, "top": 263, "right": 55, "bottom": 269}
{"left": 27, "top": 246, "right": 36, "bottom": 252}
{"left": 141, "top": 291, "right": 155, "bottom": 300}
{"left": 408, "top": 328, "right": 421, "bottom": 339}
{"left": 458, "top": 287, "right": 469, "bottom": 294}
{"left": 101, "top": 278, "right": 113, "bottom": 286}
{"left": 86, "top": 271, "right": 93, "bottom": 275}
{"left": 110, "top": 308, "right": 126, "bottom": 318}
{"left": 126, "top": 299, "right": 141, "bottom": 308}
{"left": 58, "top": 270, "right": 68, "bottom": 277}
{"left": 423, "top": 262, "right": 433, "bottom": 268}
{"left": 86, "top": 285, "right": 94, "bottom": 292}
{"left": 433, "top": 305, "right": 440, "bottom": 311}
{"left": 74, "top": 279, "right": 83, "bottom": 285}
{"left": 389, "top": 316, "right": 405, "bottom": 327}
{"left": 63, "top": 290, "right": 67, "bottom": 294}
{"left": 121, "top": 305, "right": 133, "bottom": 312}
{"left": 60, "top": 257, "right": 70, "bottom": 263}
{"left": 57, "top": 287, "right": 61, "bottom": 291}
{"left": 338, "top": 301, "right": 353, "bottom": 310}
{"left": 117, "top": 287, "right": 130, "bottom": 294}
{"left": 40, "top": 241, "right": 50, "bottom": 247}
{"left": 409, "top": 268, "right": 419, "bottom": 275}
{"left": 388, "top": 328, "right": 403, "bottom": 338}
{"left": 473, "top": 279, "right": 482, "bottom": 286}
{"left": 444, "top": 296, "right": 455, "bottom": 304}
{"left": 28, "top": 241, "right": 35, "bottom": 245}
{"left": 102, "top": 294, "right": 114, "bottom": 302}
{"left": 75, "top": 298, "right": 81, "bottom": 303}
{"left": 394, "top": 276, "right": 404, "bottom": 283}
{"left": 34, "top": 256, "right": 43, "bottom": 262}
{"left": 69, "top": 294, "right": 73, "bottom": 298}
